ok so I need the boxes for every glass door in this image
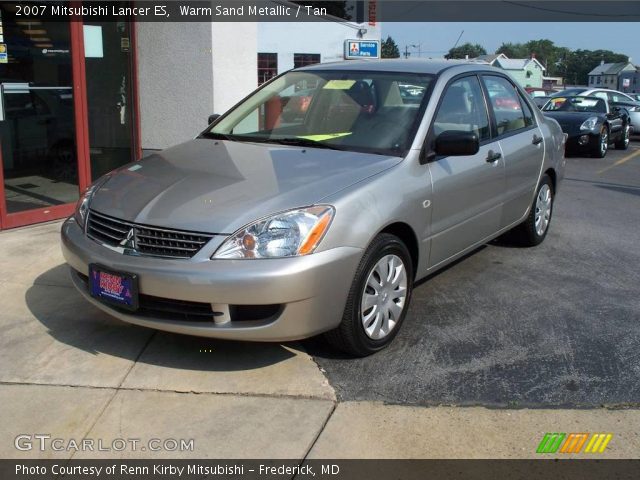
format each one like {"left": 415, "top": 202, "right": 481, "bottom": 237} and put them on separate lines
{"left": 0, "top": 2, "right": 83, "bottom": 228}
{"left": 83, "top": 17, "right": 136, "bottom": 180}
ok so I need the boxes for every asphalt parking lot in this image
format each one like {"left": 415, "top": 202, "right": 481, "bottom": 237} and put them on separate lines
{"left": 1, "top": 142, "right": 639, "bottom": 460}
{"left": 308, "top": 142, "right": 640, "bottom": 408}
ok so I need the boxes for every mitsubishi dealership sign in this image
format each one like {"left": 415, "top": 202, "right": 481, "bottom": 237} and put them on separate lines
{"left": 344, "top": 40, "right": 380, "bottom": 59}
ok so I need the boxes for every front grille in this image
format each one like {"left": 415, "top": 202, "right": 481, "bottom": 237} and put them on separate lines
{"left": 87, "top": 210, "right": 213, "bottom": 259}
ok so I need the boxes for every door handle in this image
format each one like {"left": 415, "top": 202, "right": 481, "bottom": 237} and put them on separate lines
{"left": 532, "top": 134, "right": 543, "bottom": 145}
{"left": 486, "top": 150, "right": 502, "bottom": 163}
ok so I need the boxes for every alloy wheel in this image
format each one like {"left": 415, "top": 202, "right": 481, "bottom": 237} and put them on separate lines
{"left": 600, "top": 129, "right": 608, "bottom": 156}
{"left": 361, "top": 254, "right": 408, "bottom": 340}
{"left": 535, "top": 184, "right": 552, "bottom": 237}
{"left": 624, "top": 125, "right": 630, "bottom": 147}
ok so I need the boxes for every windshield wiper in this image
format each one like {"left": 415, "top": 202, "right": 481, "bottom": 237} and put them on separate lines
{"left": 200, "top": 132, "right": 240, "bottom": 141}
{"left": 263, "top": 137, "right": 347, "bottom": 150}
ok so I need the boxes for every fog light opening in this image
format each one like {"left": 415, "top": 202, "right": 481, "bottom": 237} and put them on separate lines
{"left": 211, "top": 304, "right": 231, "bottom": 325}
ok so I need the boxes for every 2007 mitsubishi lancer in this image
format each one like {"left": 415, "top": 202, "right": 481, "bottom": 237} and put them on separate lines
{"left": 62, "top": 59, "right": 566, "bottom": 356}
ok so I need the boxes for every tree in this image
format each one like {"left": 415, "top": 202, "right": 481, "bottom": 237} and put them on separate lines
{"left": 496, "top": 42, "right": 528, "bottom": 59}
{"left": 445, "top": 42, "right": 487, "bottom": 60}
{"left": 381, "top": 36, "right": 400, "bottom": 59}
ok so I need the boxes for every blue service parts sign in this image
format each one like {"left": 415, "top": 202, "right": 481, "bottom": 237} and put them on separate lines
{"left": 344, "top": 40, "right": 380, "bottom": 60}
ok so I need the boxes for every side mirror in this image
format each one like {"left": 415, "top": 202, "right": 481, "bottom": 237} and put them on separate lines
{"left": 434, "top": 131, "right": 480, "bottom": 157}
{"left": 612, "top": 106, "right": 621, "bottom": 112}
{"left": 208, "top": 113, "right": 221, "bottom": 125}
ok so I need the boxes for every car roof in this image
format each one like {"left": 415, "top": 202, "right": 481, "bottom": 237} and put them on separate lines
{"left": 295, "top": 58, "right": 500, "bottom": 75}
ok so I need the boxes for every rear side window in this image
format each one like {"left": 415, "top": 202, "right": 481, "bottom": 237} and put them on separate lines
{"left": 518, "top": 93, "right": 535, "bottom": 127}
{"left": 608, "top": 91, "right": 631, "bottom": 103}
{"left": 483, "top": 76, "right": 527, "bottom": 136}
{"left": 432, "top": 76, "right": 490, "bottom": 142}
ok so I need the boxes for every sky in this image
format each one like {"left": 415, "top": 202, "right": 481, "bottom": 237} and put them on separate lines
{"left": 382, "top": 23, "right": 640, "bottom": 63}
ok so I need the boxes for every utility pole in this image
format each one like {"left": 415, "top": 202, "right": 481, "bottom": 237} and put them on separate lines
{"left": 451, "top": 30, "right": 464, "bottom": 51}
{"left": 404, "top": 44, "right": 422, "bottom": 59}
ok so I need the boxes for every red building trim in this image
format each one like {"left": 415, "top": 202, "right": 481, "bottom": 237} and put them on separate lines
{"left": 131, "top": 21, "right": 143, "bottom": 161}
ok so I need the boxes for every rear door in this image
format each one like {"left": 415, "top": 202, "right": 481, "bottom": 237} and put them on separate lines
{"left": 427, "top": 74, "right": 504, "bottom": 267}
{"left": 481, "top": 75, "right": 544, "bottom": 227}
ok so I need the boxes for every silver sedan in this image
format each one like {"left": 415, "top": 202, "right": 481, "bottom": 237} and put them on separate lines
{"left": 62, "top": 59, "right": 566, "bottom": 356}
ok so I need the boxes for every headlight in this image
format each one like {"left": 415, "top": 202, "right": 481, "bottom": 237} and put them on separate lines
{"left": 580, "top": 117, "right": 598, "bottom": 131}
{"left": 74, "top": 176, "right": 109, "bottom": 228}
{"left": 212, "top": 206, "right": 335, "bottom": 259}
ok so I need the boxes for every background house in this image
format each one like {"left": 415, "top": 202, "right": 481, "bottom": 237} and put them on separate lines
{"left": 588, "top": 60, "right": 636, "bottom": 89}
{"left": 493, "top": 56, "right": 546, "bottom": 88}
{"left": 473, "top": 54, "right": 546, "bottom": 88}
{"left": 617, "top": 67, "right": 640, "bottom": 94}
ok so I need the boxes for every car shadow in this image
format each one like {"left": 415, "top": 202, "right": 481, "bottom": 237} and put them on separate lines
{"left": 25, "top": 264, "right": 299, "bottom": 372}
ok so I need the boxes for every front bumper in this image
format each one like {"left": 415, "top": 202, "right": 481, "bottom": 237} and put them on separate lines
{"left": 61, "top": 217, "right": 363, "bottom": 341}
{"left": 565, "top": 131, "right": 600, "bottom": 153}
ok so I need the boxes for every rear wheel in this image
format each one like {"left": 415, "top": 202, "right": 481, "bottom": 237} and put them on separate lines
{"left": 592, "top": 126, "right": 609, "bottom": 158}
{"left": 614, "top": 124, "right": 630, "bottom": 150}
{"left": 510, "top": 174, "right": 554, "bottom": 247}
{"left": 324, "top": 233, "right": 413, "bottom": 357}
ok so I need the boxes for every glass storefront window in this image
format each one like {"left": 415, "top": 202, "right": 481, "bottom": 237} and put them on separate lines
{"left": 0, "top": 3, "right": 79, "bottom": 214}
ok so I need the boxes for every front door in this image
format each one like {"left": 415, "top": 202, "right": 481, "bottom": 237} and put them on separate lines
{"left": 427, "top": 74, "right": 505, "bottom": 268}
{"left": 0, "top": 4, "right": 82, "bottom": 228}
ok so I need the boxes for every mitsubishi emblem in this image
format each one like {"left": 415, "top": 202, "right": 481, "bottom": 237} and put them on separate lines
{"left": 119, "top": 228, "right": 136, "bottom": 250}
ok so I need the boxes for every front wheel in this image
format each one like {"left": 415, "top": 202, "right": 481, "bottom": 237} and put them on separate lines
{"left": 510, "top": 174, "right": 554, "bottom": 247}
{"left": 324, "top": 233, "right": 413, "bottom": 357}
{"left": 592, "top": 126, "right": 609, "bottom": 158}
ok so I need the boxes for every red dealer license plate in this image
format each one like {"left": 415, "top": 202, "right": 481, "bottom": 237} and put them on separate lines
{"left": 89, "top": 264, "right": 139, "bottom": 311}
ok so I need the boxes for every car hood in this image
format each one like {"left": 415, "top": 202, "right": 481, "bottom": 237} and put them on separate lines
{"left": 543, "top": 111, "right": 602, "bottom": 124}
{"left": 90, "top": 139, "right": 402, "bottom": 234}
{"left": 542, "top": 111, "right": 604, "bottom": 133}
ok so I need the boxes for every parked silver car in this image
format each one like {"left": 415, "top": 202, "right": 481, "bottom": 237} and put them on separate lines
{"left": 61, "top": 60, "right": 566, "bottom": 356}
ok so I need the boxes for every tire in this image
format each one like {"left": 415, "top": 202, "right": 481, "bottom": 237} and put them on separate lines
{"left": 511, "top": 174, "right": 554, "bottom": 247}
{"left": 324, "top": 233, "right": 413, "bottom": 357}
{"left": 614, "top": 123, "right": 630, "bottom": 150}
{"left": 592, "top": 125, "right": 609, "bottom": 158}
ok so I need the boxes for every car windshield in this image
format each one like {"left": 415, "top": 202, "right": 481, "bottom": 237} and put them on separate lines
{"left": 542, "top": 96, "right": 606, "bottom": 113}
{"left": 203, "top": 70, "right": 434, "bottom": 156}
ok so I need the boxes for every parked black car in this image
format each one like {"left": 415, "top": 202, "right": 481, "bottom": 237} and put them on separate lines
{"left": 542, "top": 96, "right": 630, "bottom": 158}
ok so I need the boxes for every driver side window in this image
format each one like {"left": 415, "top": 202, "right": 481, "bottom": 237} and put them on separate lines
{"left": 433, "top": 76, "right": 490, "bottom": 141}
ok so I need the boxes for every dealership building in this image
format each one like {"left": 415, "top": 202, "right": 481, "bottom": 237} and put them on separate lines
{"left": 0, "top": 1, "right": 380, "bottom": 230}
